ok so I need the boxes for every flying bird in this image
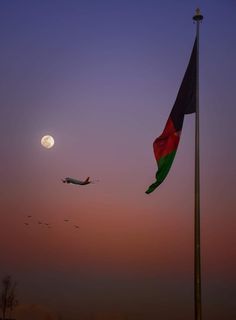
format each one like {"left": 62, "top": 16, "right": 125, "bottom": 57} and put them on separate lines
{"left": 74, "top": 225, "right": 79, "bottom": 229}
{"left": 64, "top": 219, "right": 69, "bottom": 222}
{"left": 27, "top": 215, "right": 32, "bottom": 218}
{"left": 24, "top": 222, "right": 29, "bottom": 226}
{"left": 62, "top": 177, "right": 92, "bottom": 185}
{"left": 38, "top": 221, "right": 42, "bottom": 225}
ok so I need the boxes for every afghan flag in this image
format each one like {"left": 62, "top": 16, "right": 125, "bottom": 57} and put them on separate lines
{"left": 146, "top": 38, "right": 197, "bottom": 194}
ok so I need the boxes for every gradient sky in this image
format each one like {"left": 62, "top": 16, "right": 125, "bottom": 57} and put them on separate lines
{"left": 0, "top": 1, "right": 235, "bottom": 319}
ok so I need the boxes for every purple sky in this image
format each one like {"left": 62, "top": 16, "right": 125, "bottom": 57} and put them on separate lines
{"left": 0, "top": 1, "right": 236, "bottom": 319}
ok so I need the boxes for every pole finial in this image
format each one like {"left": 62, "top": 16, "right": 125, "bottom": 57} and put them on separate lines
{"left": 193, "top": 8, "right": 203, "bottom": 21}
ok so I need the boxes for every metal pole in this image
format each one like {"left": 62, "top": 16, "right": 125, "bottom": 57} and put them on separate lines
{"left": 193, "top": 8, "right": 203, "bottom": 320}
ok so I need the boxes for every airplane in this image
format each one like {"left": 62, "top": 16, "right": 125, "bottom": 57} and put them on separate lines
{"left": 61, "top": 177, "right": 92, "bottom": 185}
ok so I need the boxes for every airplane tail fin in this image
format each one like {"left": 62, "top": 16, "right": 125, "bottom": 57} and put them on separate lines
{"left": 84, "top": 177, "right": 90, "bottom": 183}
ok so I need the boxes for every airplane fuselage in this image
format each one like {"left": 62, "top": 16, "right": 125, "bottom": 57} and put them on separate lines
{"left": 62, "top": 177, "right": 90, "bottom": 185}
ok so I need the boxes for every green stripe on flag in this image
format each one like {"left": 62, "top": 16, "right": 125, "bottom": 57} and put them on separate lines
{"left": 145, "top": 151, "right": 177, "bottom": 194}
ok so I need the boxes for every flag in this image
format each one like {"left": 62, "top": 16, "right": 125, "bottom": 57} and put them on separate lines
{"left": 146, "top": 38, "right": 197, "bottom": 194}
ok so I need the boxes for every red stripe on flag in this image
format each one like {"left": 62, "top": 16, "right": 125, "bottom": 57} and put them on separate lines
{"left": 153, "top": 117, "right": 181, "bottom": 161}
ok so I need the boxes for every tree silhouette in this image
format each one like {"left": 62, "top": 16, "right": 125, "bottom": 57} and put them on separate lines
{"left": 0, "top": 275, "right": 18, "bottom": 320}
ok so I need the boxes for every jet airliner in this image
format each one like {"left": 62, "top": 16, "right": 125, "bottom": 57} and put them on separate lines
{"left": 62, "top": 177, "right": 91, "bottom": 185}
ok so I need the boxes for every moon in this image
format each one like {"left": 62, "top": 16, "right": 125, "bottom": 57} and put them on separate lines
{"left": 41, "top": 135, "right": 55, "bottom": 149}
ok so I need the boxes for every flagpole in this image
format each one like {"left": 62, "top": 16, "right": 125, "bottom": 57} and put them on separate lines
{"left": 193, "top": 8, "right": 203, "bottom": 320}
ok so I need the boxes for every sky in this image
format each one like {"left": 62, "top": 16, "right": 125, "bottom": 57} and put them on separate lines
{"left": 0, "top": 0, "right": 235, "bottom": 319}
